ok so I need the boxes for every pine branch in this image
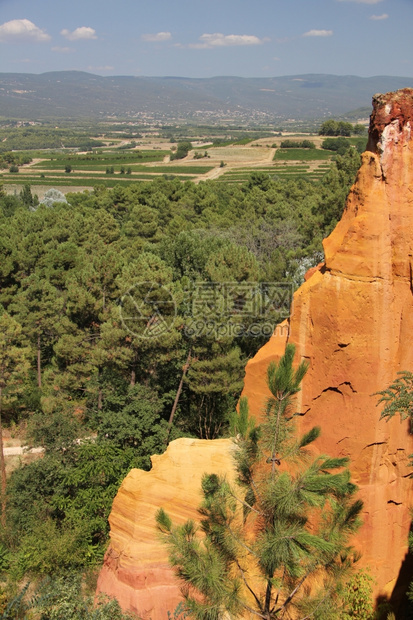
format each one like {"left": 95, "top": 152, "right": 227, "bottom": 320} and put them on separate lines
{"left": 239, "top": 602, "right": 267, "bottom": 620}
{"left": 229, "top": 489, "right": 262, "bottom": 516}
{"left": 250, "top": 477, "right": 264, "bottom": 504}
{"left": 225, "top": 521, "right": 259, "bottom": 559}
{"left": 272, "top": 572, "right": 309, "bottom": 615}
{"left": 299, "top": 583, "right": 340, "bottom": 620}
{"left": 273, "top": 567, "right": 286, "bottom": 607}
{"left": 234, "top": 559, "right": 263, "bottom": 613}
{"left": 375, "top": 371, "right": 413, "bottom": 423}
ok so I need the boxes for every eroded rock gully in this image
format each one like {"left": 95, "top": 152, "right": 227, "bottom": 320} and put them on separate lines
{"left": 97, "top": 89, "right": 413, "bottom": 614}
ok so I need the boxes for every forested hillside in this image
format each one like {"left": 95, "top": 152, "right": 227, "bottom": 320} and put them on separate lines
{"left": 0, "top": 148, "right": 360, "bottom": 611}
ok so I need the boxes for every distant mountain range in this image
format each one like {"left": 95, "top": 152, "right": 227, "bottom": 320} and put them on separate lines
{"left": 0, "top": 72, "right": 412, "bottom": 123}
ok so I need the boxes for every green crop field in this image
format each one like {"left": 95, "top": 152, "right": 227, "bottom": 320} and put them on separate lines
{"left": 273, "top": 149, "right": 332, "bottom": 161}
{"left": 3, "top": 174, "right": 196, "bottom": 190}
{"left": 216, "top": 159, "right": 330, "bottom": 183}
{"left": 32, "top": 150, "right": 169, "bottom": 169}
{"left": 127, "top": 165, "right": 214, "bottom": 174}
{"left": 9, "top": 172, "right": 200, "bottom": 181}
{"left": 1, "top": 125, "right": 345, "bottom": 193}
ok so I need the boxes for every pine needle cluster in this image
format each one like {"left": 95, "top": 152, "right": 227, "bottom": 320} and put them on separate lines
{"left": 376, "top": 371, "right": 413, "bottom": 426}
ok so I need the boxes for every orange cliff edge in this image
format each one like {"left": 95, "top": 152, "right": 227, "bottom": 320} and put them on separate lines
{"left": 243, "top": 88, "right": 413, "bottom": 603}
{"left": 96, "top": 88, "right": 413, "bottom": 615}
{"left": 95, "top": 438, "right": 236, "bottom": 617}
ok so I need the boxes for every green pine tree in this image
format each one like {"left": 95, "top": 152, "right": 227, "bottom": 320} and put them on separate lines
{"left": 157, "top": 344, "right": 363, "bottom": 619}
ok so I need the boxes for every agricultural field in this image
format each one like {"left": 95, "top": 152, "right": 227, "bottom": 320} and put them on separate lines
{"left": 0, "top": 124, "right": 365, "bottom": 197}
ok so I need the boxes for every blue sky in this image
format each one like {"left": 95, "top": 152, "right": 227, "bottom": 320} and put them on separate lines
{"left": 0, "top": 0, "right": 411, "bottom": 78}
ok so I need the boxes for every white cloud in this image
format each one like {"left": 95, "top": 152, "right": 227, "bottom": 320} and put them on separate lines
{"left": 303, "top": 29, "right": 333, "bottom": 37}
{"left": 0, "top": 19, "right": 50, "bottom": 42}
{"left": 370, "top": 13, "right": 389, "bottom": 20}
{"left": 189, "top": 33, "right": 266, "bottom": 49}
{"left": 61, "top": 27, "right": 97, "bottom": 41}
{"left": 142, "top": 32, "right": 172, "bottom": 42}
{"left": 337, "top": 0, "right": 383, "bottom": 4}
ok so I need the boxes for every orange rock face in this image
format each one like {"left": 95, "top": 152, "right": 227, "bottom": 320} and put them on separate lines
{"left": 243, "top": 88, "right": 413, "bottom": 600}
{"left": 95, "top": 438, "right": 235, "bottom": 617}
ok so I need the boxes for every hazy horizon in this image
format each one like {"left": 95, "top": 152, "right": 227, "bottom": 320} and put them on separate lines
{"left": 2, "top": 69, "right": 413, "bottom": 80}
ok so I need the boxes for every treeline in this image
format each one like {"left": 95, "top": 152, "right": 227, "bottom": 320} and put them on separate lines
{"left": 0, "top": 148, "right": 361, "bottom": 606}
{"left": 319, "top": 120, "right": 366, "bottom": 137}
{"left": 170, "top": 141, "right": 192, "bottom": 160}
{"left": 322, "top": 136, "right": 367, "bottom": 155}
{"left": 0, "top": 126, "right": 105, "bottom": 152}
{"left": 279, "top": 139, "right": 316, "bottom": 149}
{"left": 0, "top": 152, "right": 32, "bottom": 170}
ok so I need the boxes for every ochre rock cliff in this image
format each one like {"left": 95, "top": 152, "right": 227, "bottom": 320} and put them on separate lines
{"left": 243, "top": 88, "right": 413, "bottom": 600}
{"left": 96, "top": 438, "right": 235, "bottom": 617}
